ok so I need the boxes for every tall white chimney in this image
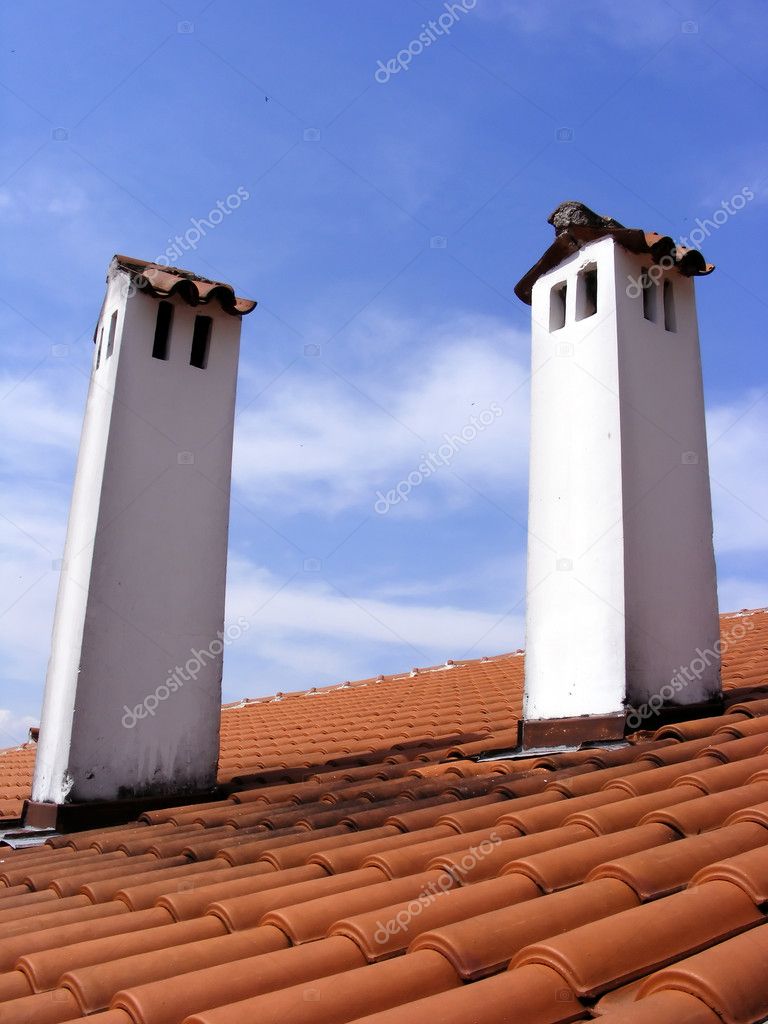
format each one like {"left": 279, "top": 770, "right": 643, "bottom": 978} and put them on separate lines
{"left": 32, "top": 257, "right": 255, "bottom": 806}
{"left": 516, "top": 203, "right": 721, "bottom": 746}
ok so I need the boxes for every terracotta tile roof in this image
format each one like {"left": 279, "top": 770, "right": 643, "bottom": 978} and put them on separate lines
{"left": 514, "top": 204, "right": 715, "bottom": 304}
{"left": 111, "top": 255, "right": 257, "bottom": 316}
{"left": 0, "top": 607, "right": 767, "bottom": 1022}
{"left": 1, "top": 607, "right": 766, "bottom": 825}
{"left": 0, "top": 743, "right": 36, "bottom": 822}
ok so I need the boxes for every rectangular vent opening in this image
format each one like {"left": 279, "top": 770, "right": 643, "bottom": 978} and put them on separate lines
{"left": 663, "top": 279, "right": 677, "bottom": 332}
{"left": 190, "top": 315, "right": 212, "bottom": 369}
{"left": 549, "top": 282, "right": 567, "bottom": 332}
{"left": 106, "top": 310, "right": 118, "bottom": 359}
{"left": 575, "top": 265, "right": 597, "bottom": 320}
{"left": 642, "top": 270, "right": 657, "bottom": 322}
{"left": 152, "top": 302, "right": 173, "bottom": 361}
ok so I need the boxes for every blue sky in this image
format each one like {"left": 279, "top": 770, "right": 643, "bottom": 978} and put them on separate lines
{"left": 1, "top": 0, "right": 767, "bottom": 745}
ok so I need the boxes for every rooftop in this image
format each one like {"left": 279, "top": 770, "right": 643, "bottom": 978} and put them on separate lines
{"left": 1, "top": 607, "right": 767, "bottom": 1023}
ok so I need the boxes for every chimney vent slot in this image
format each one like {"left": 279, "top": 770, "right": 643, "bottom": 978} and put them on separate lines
{"left": 641, "top": 270, "right": 657, "bottom": 323}
{"left": 549, "top": 282, "right": 567, "bottom": 331}
{"left": 106, "top": 310, "right": 118, "bottom": 359}
{"left": 152, "top": 301, "right": 173, "bottom": 361}
{"left": 663, "top": 279, "right": 677, "bottom": 332}
{"left": 190, "top": 315, "right": 212, "bottom": 369}
{"left": 575, "top": 265, "right": 597, "bottom": 320}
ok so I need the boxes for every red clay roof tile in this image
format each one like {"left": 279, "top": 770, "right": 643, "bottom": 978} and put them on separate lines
{"left": 588, "top": 822, "right": 767, "bottom": 900}
{"left": 411, "top": 877, "right": 638, "bottom": 979}
{"left": 362, "top": 824, "right": 520, "bottom": 880}
{"left": 701, "top": 733, "right": 768, "bottom": 763}
{"left": 113, "top": 934, "right": 365, "bottom": 1024}
{"left": 502, "top": 822, "right": 674, "bottom": 893}
{"left": 592, "top": 989, "right": 722, "bottom": 1023}
{"left": 63, "top": 924, "right": 291, "bottom": 1014}
{"left": 18, "top": 916, "right": 223, "bottom": 993}
{"left": 1, "top": 608, "right": 768, "bottom": 1023}
{"left": 0, "top": 985, "right": 81, "bottom": 1023}
{"left": 513, "top": 880, "right": 762, "bottom": 997}
{"left": 111, "top": 256, "right": 256, "bottom": 317}
{"left": 690, "top": 843, "right": 768, "bottom": 902}
{"left": 0, "top": 907, "right": 171, "bottom": 972}
{"left": 333, "top": 872, "right": 541, "bottom": 962}
{"left": 430, "top": 824, "right": 592, "bottom": 883}
{"left": 348, "top": 964, "right": 584, "bottom": 1024}
{"left": 643, "top": 781, "right": 768, "bottom": 835}
{"left": 208, "top": 867, "right": 387, "bottom": 933}
{"left": 183, "top": 948, "right": 459, "bottom": 1024}
{"left": 263, "top": 868, "right": 457, "bottom": 944}
{"left": 0, "top": 972, "right": 30, "bottom": 1002}
{"left": 637, "top": 924, "right": 768, "bottom": 1024}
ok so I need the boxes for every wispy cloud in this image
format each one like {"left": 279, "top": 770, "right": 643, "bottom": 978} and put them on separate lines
{"left": 0, "top": 708, "right": 37, "bottom": 748}
{"left": 476, "top": 0, "right": 678, "bottom": 48}
{"left": 708, "top": 391, "right": 768, "bottom": 554}
{"left": 2, "top": 308, "right": 767, "bottom": 720}
{"left": 233, "top": 313, "right": 531, "bottom": 515}
{"left": 717, "top": 576, "right": 768, "bottom": 615}
{"left": 0, "top": 177, "right": 89, "bottom": 222}
{"left": 223, "top": 557, "right": 524, "bottom": 697}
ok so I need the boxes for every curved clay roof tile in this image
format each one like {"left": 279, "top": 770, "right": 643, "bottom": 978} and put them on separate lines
{"left": 514, "top": 207, "right": 715, "bottom": 305}
{"left": 112, "top": 255, "right": 256, "bottom": 316}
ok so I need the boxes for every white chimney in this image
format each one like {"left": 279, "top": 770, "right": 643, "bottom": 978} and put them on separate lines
{"left": 32, "top": 257, "right": 255, "bottom": 805}
{"left": 516, "top": 204, "right": 721, "bottom": 746}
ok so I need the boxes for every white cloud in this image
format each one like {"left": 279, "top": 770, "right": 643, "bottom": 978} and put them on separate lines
{"left": 223, "top": 557, "right": 524, "bottom": 696}
{"left": 0, "top": 370, "right": 80, "bottom": 689}
{"left": 0, "top": 709, "right": 37, "bottom": 748}
{"left": 717, "top": 576, "right": 768, "bottom": 616}
{"left": 2, "top": 307, "right": 767, "bottom": 717}
{"left": 476, "top": 0, "right": 677, "bottom": 48}
{"left": 0, "top": 373, "right": 82, "bottom": 476}
{"left": 227, "top": 559, "right": 522, "bottom": 654}
{"left": 0, "top": 180, "right": 88, "bottom": 222}
{"left": 708, "top": 391, "right": 768, "bottom": 554}
{"left": 0, "top": 503, "right": 63, "bottom": 685}
{"left": 233, "top": 313, "right": 531, "bottom": 516}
